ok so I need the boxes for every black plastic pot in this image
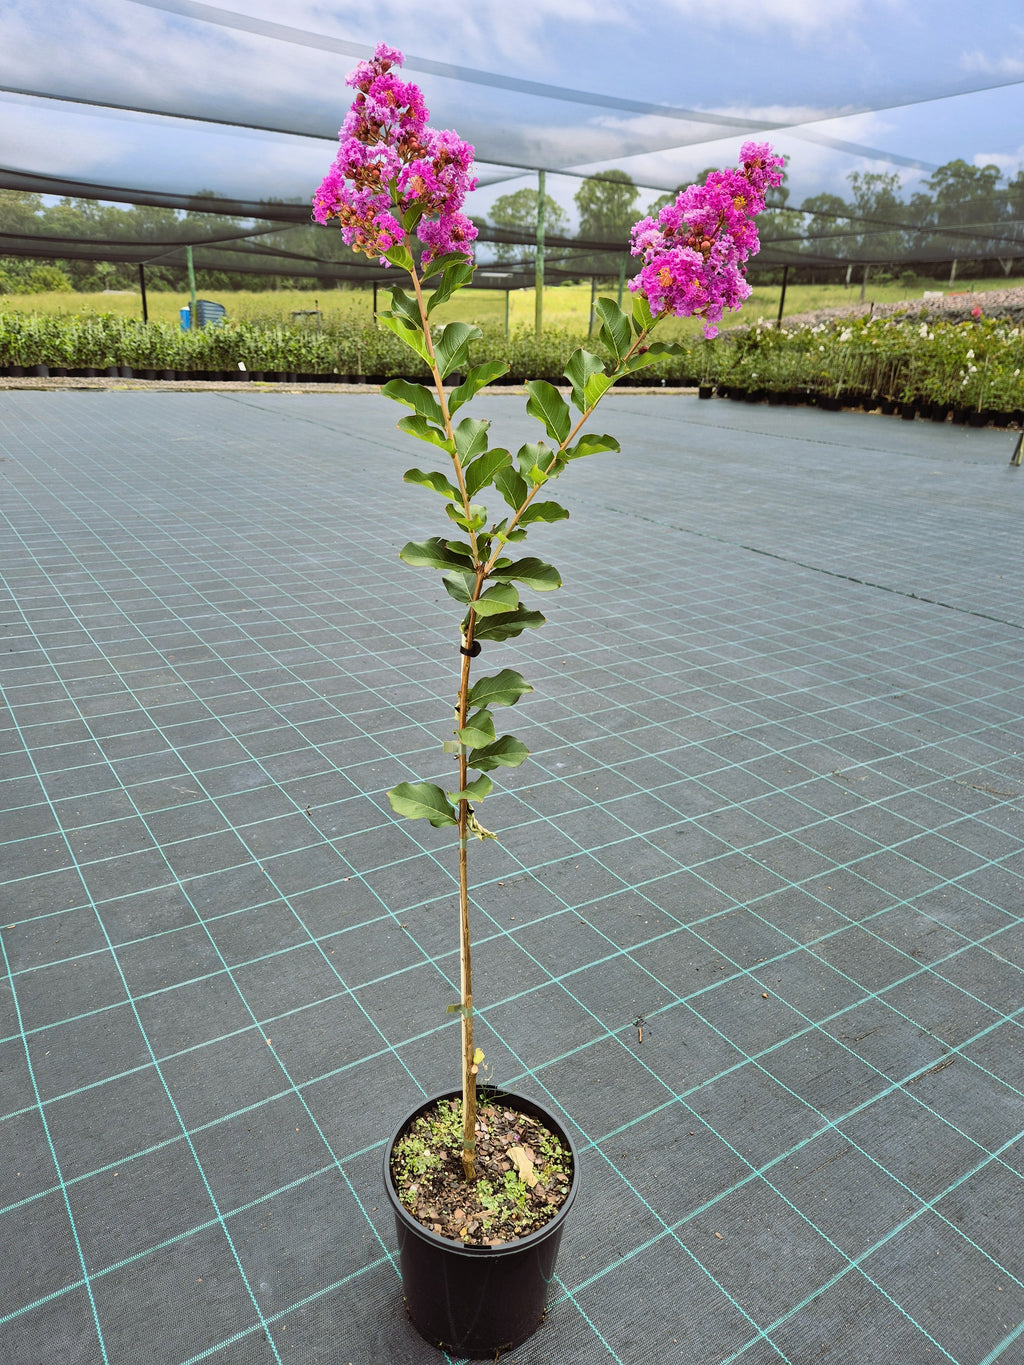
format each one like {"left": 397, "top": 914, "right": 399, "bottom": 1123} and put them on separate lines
{"left": 384, "top": 1088, "right": 579, "bottom": 1358}
{"left": 899, "top": 402, "right": 916, "bottom": 420}
{"left": 697, "top": 384, "right": 713, "bottom": 399}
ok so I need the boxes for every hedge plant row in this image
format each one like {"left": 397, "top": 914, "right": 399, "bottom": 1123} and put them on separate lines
{"left": 700, "top": 311, "right": 1023, "bottom": 416}
{"left": 1, "top": 308, "right": 1021, "bottom": 416}
{"left": 0, "top": 312, "right": 601, "bottom": 383}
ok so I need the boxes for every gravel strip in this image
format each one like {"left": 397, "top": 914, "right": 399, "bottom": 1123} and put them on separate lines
{"left": 778, "top": 283, "right": 1024, "bottom": 329}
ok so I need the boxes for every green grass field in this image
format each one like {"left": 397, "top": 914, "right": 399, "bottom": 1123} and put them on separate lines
{"left": 1, "top": 276, "right": 1013, "bottom": 338}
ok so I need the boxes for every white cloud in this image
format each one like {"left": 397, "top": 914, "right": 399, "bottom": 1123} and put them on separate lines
{"left": 0, "top": 94, "right": 328, "bottom": 200}
{"left": 659, "top": 0, "right": 866, "bottom": 33}
{"left": 961, "top": 41, "right": 1024, "bottom": 77}
{"left": 309, "top": 0, "right": 870, "bottom": 57}
{"left": 973, "top": 147, "right": 1024, "bottom": 176}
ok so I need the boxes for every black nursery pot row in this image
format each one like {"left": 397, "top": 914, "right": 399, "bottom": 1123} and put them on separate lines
{"left": 1, "top": 364, "right": 704, "bottom": 388}
{"left": 1, "top": 364, "right": 361, "bottom": 383}
{"left": 700, "top": 384, "right": 1023, "bottom": 428}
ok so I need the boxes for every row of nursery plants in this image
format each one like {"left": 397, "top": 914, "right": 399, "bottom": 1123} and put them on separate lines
{"left": 0, "top": 311, "right": 609, "bottom": 383}
{"left": 701, "top": 311, "right": 1024, "bottom": 416}
{"left": 1, "top": 307, "right": 1021, "bottom": 414}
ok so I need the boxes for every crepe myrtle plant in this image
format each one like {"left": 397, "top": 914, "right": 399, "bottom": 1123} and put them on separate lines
{"left": 315, "top": 43, "right": 783, "bottom": 1183}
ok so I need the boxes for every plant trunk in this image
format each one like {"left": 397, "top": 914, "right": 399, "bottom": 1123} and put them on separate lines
{"left": 405, "top": 239, "right": 481, "bottom": 1183}
{"left": 457, "top": 638, "right": 477, "bottom": 1180}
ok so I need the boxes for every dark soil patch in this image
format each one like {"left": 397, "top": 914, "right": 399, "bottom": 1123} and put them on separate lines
{"left": 390, "top": 1094, "right": 573, "bottom": 1247}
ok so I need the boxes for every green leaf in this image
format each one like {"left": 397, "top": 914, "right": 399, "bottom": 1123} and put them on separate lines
{"left": 386, "top": 286, "right": 422, "bottom": 330}
{"left": 632, "top": 292, "right": 655, "bottom": 334}
{"left": 471, "top": 583, "right": 519, "bottom": 616}
{"left": 516, "top": 440, "right": 554, "bottom": 481}
{"left": 383, "top": 243, "right": 415, "bottom": 272}
{"left": 472, "top": 607, "right": 546, "bottom": 642}
{"left": 403, "top": 467, "right": 459, "bottom": 499}
{"left": 490, "top": 557, "right": 562, "bottom": 591}
{"left": 399, "top": 537, "right": 473, "bottom": 571}
{"left": 445, "top": 539, "right": 475, "bottom": 563}
{"left": 467, "top": 734, "right": 530, "bottom": 772}
{"left": 401, "top": 202, "right": 425, "bottom": 233}
{"left": 427, "top": 261, "right": 475, "bottom": 314}
{"left": 446, "top": 1002, "right": 473, "bottom": 1019}
{"left": 495, "top": 465, "right": 528, "bottom": 509}
{"left": 382, "top": 378, "right": 444, "bottom": 426}
{"left": 454, "top": 418, "right": 490, "bottom": 464}
{"left": 458, "top": 709, "right": 496, "bottom": 748}
{"left": 397, "top": 414, "right": 454, "bottom": 453}
{"left": 434, "top": 321, "right": 481, "bottom": 378}
{"left": 446, "top": 502, "right": 487, "bottom": 533}
{"left": 387, "top": 781, "right": 458, "bottom": 827}
{"left": 468, "top": 669, "right": 533, "bottom": 709}
{"left": 623, "top": 341, "right": 686, "bottom": 374}
{"left": 441, "top": 570, "right": 474, "bottom": 604}
{"left": 564, "top": 349, "right": 607, "bottom": 413}
{"left": 584, "top": 371, "right": 613, "bottom": 408}
{"left": 595, "top": 297, "right": 632, "bottom": 361}
{"left": 519, "top": 499, "right": 569, "bottom": 526}
{"left": 449, "top": 362, "right": 510, "bottom": 415}
{"left": 378, "top": 312, "right": 431, "bottom": 364}
{"left": 525, "top": 380, "right": 572, "bottom": 444}
{"left": 565, "top": 432, "right": 621, "bottom": 459}
{"left": 465, "top": 446, "right": 511, "bottom": 498}
{"left": 421, "top": 250, "right": 473, "bottom": 280}
{"left": 446, "top": 774, "right": 494, "bottom": 803}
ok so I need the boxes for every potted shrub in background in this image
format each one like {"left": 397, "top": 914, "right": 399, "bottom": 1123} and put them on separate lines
{"left": 326, "top": 43, "right": 783, "bottom": 1356}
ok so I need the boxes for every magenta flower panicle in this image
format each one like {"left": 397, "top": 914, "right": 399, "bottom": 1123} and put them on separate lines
{"left": 628, "top": 143, "right": 785, "bottom": 338}
{"left": 313, "top": 42, "right": 477, "bottom": 267}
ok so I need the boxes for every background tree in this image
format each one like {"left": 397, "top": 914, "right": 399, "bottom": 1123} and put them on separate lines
{"left": 574, "top": 170, "right": 639, "bottom": 276}
{"left": 909, "top": 159, "right": 1008, "bottom": 266}
{"left": 846, "top": 170, "right": 907, "bottom": 264}
{"left": 487, "top": 188, "right": 567, "bottom": 264}
{"left": 798, "top": 191, "right": 854, "bottom": 259}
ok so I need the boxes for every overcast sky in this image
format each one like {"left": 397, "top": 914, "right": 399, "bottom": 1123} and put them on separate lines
{"left": 1, "top": 0, "right": 1022, "bottom": 222}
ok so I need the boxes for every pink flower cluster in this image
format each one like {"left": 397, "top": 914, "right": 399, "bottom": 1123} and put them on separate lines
{"left": 313, "top": 44, "right": 478, "bottom": 266}
{"left": 629, "top": 142, "right": 785, "bottom": 338}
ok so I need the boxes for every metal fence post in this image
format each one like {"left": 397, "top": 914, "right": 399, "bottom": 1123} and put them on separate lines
{"left": 534, "top": 170, "right": 545, "bottom": 340}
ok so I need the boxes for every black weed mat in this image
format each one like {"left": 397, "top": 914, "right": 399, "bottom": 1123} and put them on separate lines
{"left": 1, "top": 391, "right": 1022, "bottom": 1365}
